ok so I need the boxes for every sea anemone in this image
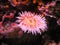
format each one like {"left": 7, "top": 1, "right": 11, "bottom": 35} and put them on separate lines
{"left": 16, "top": 11, "right": 47, "bottom": 35}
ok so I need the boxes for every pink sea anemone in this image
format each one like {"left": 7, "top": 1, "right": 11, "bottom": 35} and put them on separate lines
{"left": 16, "top": 11, "right": 47, "bottom": 35}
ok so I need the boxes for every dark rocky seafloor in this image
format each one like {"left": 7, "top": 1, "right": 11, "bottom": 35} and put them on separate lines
{"left": 0, "top": 0, "right": 60, "bottom": 45}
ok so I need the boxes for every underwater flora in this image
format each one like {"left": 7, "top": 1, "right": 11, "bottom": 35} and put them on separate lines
{"left": 16, "top": 11, "right": 47, "bottom": 35}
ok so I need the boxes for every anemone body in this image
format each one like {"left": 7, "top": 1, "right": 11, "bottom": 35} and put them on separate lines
{"left": 16, "top": 11, "right": 47, "bottom": 34}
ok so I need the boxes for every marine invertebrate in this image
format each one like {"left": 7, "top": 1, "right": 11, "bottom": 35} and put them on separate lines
{"left": 8, "top": 0, "right": 20, "bottom": 7}
{"left": 37, "top": 1, "right": 56, "bottom": 18}
{"left": 0, "top": 21, "right": 18, "bottom": 34}
{"left": 16, "top": 11, "right": 47, "bottom": 35}
{"left": 8, "top": 0, "right": 29, "bottom": 6}
{"left": 57, "top": 18, "right": 60, "bottom": 25}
